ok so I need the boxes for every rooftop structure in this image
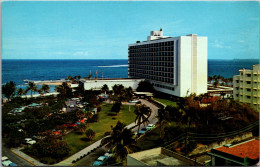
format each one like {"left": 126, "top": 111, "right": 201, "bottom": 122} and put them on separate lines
{"left": 233, "top": 64, "right": 260, "bottom": 111}
{"left": 128, "top": 30, "right": 208, "bottom": 97}
{"left": 208, "top": 139, "right": 260, "bottom": 166}
{"left": 127, "top": 147, "right": 203, "bottom": 166}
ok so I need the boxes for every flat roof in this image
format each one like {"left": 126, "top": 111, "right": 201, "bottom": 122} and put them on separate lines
{"left": 215, "top": 139, "right": 259, "bottom": 160}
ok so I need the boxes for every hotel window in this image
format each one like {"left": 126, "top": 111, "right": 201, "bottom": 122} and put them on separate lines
{"left": 247, "top": 74, "right": 251, "bottom": 77}
{"left": 246, "top": 81, "right": 251, "bottom": 84}
{"left": 246, "top": 96, "right": 251, "bottom": 99}
{"left": 247, "top": 88, "right": 251, "bottom": 92}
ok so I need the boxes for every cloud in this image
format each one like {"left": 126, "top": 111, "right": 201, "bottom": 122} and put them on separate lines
{"left": 238, "top": 40, "right": 245, "bottom": 43}
{"left": 211, "top": 40, "right": 231, "bottom": 49}
{"left": 73, "top": 51, "right": 88, "bottom": 56}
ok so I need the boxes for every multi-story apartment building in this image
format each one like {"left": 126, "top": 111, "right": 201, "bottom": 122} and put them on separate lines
{"left": 128, "top": 29, "right": 208, "bottom": 97}
{"left": 233, "top": 64, "right": 260, "bottom": 111}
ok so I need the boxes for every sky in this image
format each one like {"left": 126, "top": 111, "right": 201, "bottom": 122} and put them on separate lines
{"left": 2, "top": 1, "right": 259, "bottom": 59}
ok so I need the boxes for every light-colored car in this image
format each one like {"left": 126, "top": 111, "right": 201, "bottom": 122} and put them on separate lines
{"left": 93, "top": 156, "right": 109, "bottom": 166}
{"left": 129, "top": 100, "right": 139, "bottom": 103}
{"left": 104, "top": 152, "right": 113, "bottom": 158}
{"left": 139, "top": 128, "right": 148, "bottom": 134}
{"left": 2, "top": 156, "right": 8, "bottom": 161}
{"left": 69, "top": 104, "right": 75, "bottom": 108}
{"left": 2, "top": 160, "right": 12, "bottom": 166}
{"left": 146, "top": 124, "right": 155, "bottom": 130}
{"left": 26, "top": 140, "right": 36, "bottom": 145}
{"left": 78, "top": 104, "right": 84, "bottom": 108}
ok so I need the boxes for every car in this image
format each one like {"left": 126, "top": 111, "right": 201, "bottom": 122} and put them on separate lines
{"left": 2, "top": 160, "right": 12, "bottom": 166}
{"left": 2, "top": 156, "right": 8, "bottom": 161}
{"left": 26, "top": 140, "right": 36, "bottom": 145}
{"left": 139, "top": 128, "right": 148, "bottom": 134}
{"left": 76, "top": 100, "right": 81, "bottom": 104}
{"left": 104, "top": 152, "right": 113, "bottom": 158}
{"left": 9, "top": 163, "right": 18, "bottom": 166}
{"left": 93, "top": 156, "right": 109, "bottom": 166}
{"left": 129, "top": 100, "right": 139, "bottom": 103}
{"left": 78, "top": 104, "right": 84, "bottom": 108}
{"left": 69, "top": 104, "right": 75, "bottom": 108}
{"left": 146, "top": 124, "right": 155, "bottom": 130}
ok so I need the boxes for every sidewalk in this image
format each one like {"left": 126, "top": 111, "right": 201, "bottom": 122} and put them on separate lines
{"left": 55, "top": 138, "right": 103, "bottom": 166}
{"left": 11, "top": 147, "right": 46, "bottom": 166}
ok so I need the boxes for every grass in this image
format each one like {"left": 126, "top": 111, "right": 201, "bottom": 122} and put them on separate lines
{"left": 64, "top": 103, "right": 136, "bottom": 155}
{"left": 154, "top": 97, "right": 178, "bottom": 107}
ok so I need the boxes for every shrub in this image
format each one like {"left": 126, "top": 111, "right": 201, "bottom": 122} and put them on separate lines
{"left": 85, "top": 129, "right": 96, "bottom": 140}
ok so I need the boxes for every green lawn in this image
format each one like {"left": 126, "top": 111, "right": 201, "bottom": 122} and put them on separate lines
{"left": 154, "top": 98, "right": 178, "bottom": 107}
{"left": 64, "top": 104, "right": 136, "bottom": 155}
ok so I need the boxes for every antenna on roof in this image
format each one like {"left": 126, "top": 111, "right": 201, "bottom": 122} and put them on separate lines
{"left": 160, "top": 28, "right": 162, "bottom": 31}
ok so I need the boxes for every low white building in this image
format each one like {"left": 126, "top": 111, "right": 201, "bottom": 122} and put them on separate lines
{"left": 79, "top": 78, "right": 144, "bottom": 91}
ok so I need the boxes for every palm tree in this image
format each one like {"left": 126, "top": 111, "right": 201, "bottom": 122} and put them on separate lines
{"left": 41, "top": 84, "right": 50, "bottom": 96}
{"left": 134, "top": 104, "right": 152, "bottom": 134}
{"left": 56, "top": 82, "right": 72, "bottom": 99}
{"left": 17, "top": 88, "right": 25, "bottom": 97}
{"left": 2, "top": 81, "right": 16, "bottom": 101}
{"left": 101, "top": 84, "right": 109, "bottom": 94}
{"left": 156, "top": 107, "right": 171, "bottom": 138}
{"left": 26, "top": 82, "right": 37, "bottom": 97}
{"left": 101, "top": 121, "right": 138, "bottom": 165}
{"left": 38, "top": 89, "right": 44, "bottom": 97}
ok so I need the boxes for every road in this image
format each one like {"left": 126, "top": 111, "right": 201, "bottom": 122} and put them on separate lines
{"left": 74, "top": 99, "right": 159, "bottom": 166}
{"left": 2, "top": 145, "right": 33, "bottom": 166}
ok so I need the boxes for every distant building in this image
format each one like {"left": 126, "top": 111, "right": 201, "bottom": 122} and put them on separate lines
{"left": 127, "top": 147, "right": 203, "bottom": 166}
{"left": 128, "top": 30, "right": 208, "bottom": 97}
{"left": 79, "top": 78, "right": 144, "bottom": 91}
{"left": 233, "top": 64, "right": 260, "bottom": 111}
{"left": 208, "top": 139, "right": 259, "bottom": 166}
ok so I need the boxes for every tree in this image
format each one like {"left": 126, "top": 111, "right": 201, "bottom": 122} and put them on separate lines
{"left": 85, "top": 129, "right": 96, "bottom": 140}
{"left": 102, "top": 121, "right": 138, "bottom": 165}
{"left": 41, "top": 84, "right": 50, "bottom": 95}
{"left": 76, "top": 110, "right": 85, "bottom": 120}
{"left": 134, "top": 104, "right": 152, "bottom": 133}
{"left": 156, "top": 107, "right": 171, "bottom": 138}
{"left": 111, "top": 102, "right": 122, "bottom": 115}
{"left": 85, "top": 111, "right": 93, "bottom": 120}
{"left": 2, "top": 81, "right": 16, "bottom": 101}
{"left": 136, "top": 80, "right": 154, "bottom": 92}
{"left": 17, "top": 88, "right": 25, "bottom": 97}
{"left": 101, "top": 84, "right": 109, "bottom": 94}
{"left": 56, "top": 82, "right": 72, "bottom": 99}
{"left": 78, "top": 123, "right": 87, "bottom": 134}
{"left": 26, "top": 82, "right": 38, "bottom": 97}
{"left": 125, "top": 87, "right": 133, "bottom": 101}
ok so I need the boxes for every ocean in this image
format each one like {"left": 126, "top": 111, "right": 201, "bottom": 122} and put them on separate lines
{"left": 2, "top": 59, "right": 259, "bottom": 94}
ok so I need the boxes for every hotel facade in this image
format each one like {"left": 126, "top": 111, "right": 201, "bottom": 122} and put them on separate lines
{"left": 128, "top": 30, "right": 208, "bottom": 97}
{"left": 233, "top": 64, "right": 260, "bottom": 111}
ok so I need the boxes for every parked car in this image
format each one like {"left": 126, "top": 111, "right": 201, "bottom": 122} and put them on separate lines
{"left": 2, "top": 160, "right": 12, "bottom": 166}
{"left": 2, "top": 156, "right": 8, "bottom": 161}
{"left": 9, "top": 163, "right": 18, "bottom": 166}
{"left": 69, "top": 104, "right": 75, "bottom": 108}
{"left": 93, "top": 156, "right": 109, "bottom": 166}
{"left": 129, "top": 100, "right": 139, "bottom": 103}
{"left": 78, "top": 104, "right": 84, "bottom": 108}
{"left": 26, "top": 140, "right": 36, "bottom": 145}
{"left": 139, "top": 128, "right": 148, "bottom": 134}
{"left": 146, "top": 124, "right": 155, "bottom": 130}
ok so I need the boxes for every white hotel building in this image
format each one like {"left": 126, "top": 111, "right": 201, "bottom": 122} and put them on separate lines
{"left": 128, "top": 30, "right": 208, "bottom": 97}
